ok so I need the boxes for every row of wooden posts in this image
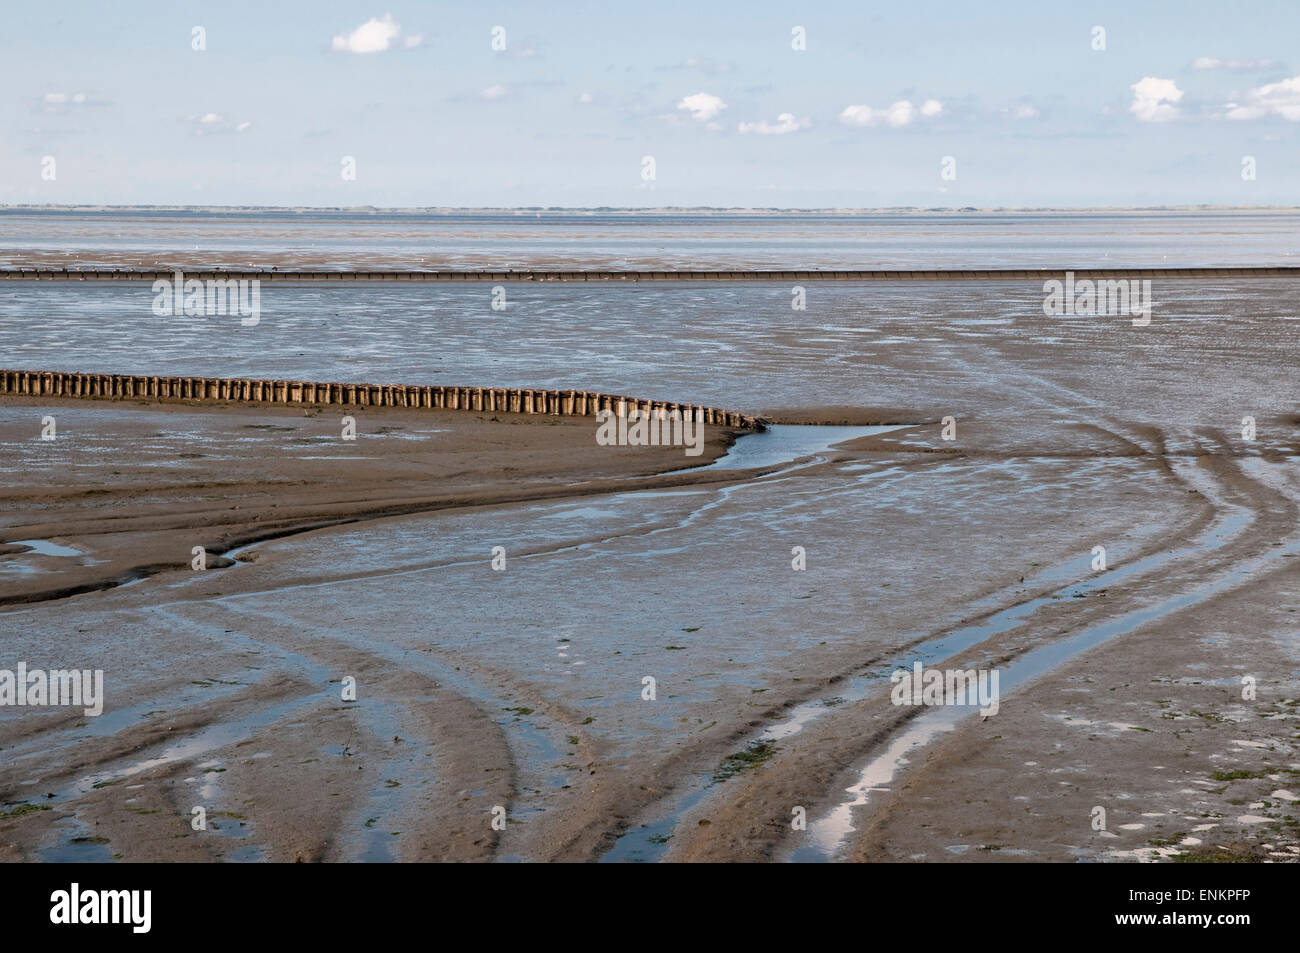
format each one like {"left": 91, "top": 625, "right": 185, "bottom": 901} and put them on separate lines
{"left": 0, "top": 369, "right": 764, "bottom": 430}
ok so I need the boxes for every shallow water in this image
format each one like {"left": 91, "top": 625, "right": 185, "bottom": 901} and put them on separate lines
{"left": 703, "top": 425, "right": 907, "bottom": 470}
{"left": 2, "top": 280, "right": 1296, "bottom": 429}
{"left": 10, "top": 539, "right": 82, "bottom": 557}
{"left": 0, "top": 539, "right": 93, "bottom": 576}
{"left": 3, "top": 209, "right": 1297, "bottom": 270}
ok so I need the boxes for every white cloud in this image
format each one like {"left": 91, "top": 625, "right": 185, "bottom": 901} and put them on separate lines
{"left": 738, "top": 112, "right": 810, "bottom": 135}
{"left": 1129, "top": 77, "right": 1183, "bottom": 122}
{"left": 331, "top": 13, "right": 403, "bottom": 54}
{"left": 839, "top": 99, "right": 940, "bottom": 128}
{"left": 1225, "top": 75, "right": 1300, "bottom": 120}
{"left": 577, "top": 92, "right": 593, "bottom": 104}
{"left": 403, "top": 34, "right": 423, "bottom": 49}
{"left": 43, "top": 91, "right": 88, "bottom": 109}
{"left": 183, "top": 113, "right": 251, "bottom": 135}
{"left": 481, "top": 84, "right": 508, "bottom": 100}
{"left": 884, "top": 101, "right": 916, "bottom": 126}
{"left": 1193, "top": 56, "right": 1278, "bottom": 71}
{"left": 677, "top": 92, "right": 727, "bottom": 121}
{"left": 1224, "top": 103, "right": 1265, "bottom": 120}
{"left": 1013, "top": 104, "right": 1039, "bottom": 119}
{"left": 839, "top": 105, "right": 870, "bottom": 125}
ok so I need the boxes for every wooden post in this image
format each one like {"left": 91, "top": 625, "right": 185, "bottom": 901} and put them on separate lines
{"left": 0, "top": 368, "right": 752, "bottom": 431}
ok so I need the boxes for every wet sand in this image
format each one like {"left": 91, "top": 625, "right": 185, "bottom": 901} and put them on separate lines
{"left": 2, "top": 257, "right": 1299, "bottom": 863}
{"left": 2, "top": 386, "right": 1296, "bottom": 863}
{"left": 0, "top": 399, "right": 743, "bottom": 606}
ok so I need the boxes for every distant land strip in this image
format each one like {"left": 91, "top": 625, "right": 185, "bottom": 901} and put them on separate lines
{"left": 0, "top": 369, "right": 766, "bottom": 431}
{"left": 2, "top": 267, "right": 1299, "bottom": 282}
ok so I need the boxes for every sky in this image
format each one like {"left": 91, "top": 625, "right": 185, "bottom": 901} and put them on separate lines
{"left": 3, "top": 0, "right": 1299, "bottom": 208}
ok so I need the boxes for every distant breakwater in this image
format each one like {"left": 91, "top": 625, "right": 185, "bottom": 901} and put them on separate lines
{"left": 2, "top": 267, "right": 1299, "bottom": 283}
{"left": 0, "top": 369, "right": 765, "bottom": 430}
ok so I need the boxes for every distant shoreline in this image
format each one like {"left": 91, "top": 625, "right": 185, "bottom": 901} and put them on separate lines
{"left": 4, "top": 266, "right": 1297, "bottom": 281}
{"left": 2, "top": 204, "right": 1298, "bottom": 216}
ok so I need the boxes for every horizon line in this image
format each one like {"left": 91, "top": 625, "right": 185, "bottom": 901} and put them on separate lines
{"left": 3, "top": 203, "right": 1299, "bottom": 215}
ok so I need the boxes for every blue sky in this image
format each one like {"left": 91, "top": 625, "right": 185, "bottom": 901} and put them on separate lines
{"left": 3, "top": 0, "right": 1298, "bottom": 207}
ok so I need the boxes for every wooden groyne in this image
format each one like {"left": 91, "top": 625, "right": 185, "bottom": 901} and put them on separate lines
{"left": 0, "top": 369, "right": 765, "bottom": 430}
{"left": 1, "top": 267, "right": 1298, "bottom": 283}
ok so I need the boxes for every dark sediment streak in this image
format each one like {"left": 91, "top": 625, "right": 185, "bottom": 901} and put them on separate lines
{"left": 3, "top": 267, "right": 1299, "bottom": 282}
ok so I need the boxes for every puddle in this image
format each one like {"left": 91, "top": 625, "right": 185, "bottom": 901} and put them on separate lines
{"left": 182, "top": 761, "right": 267, "bottom": 862}
{"left": 0, "top": 538, "right": 89, "bottom": 575}
{"left": 600, "top": 786, "right": 711, "bottom": 863}
{"left": 39, "top": 815, "right": 116, "bottom": 863}
{"left": 702, "top": 425, "right": 908, "bottom": 472}
{"left": 790, "top": 707, "right": 960, "bottom": 862}
{"left": 8, "top": 539, "right": 83, "bottom": 557}
{"left": 227, "top": 844, "right": 267, "bottom": 862}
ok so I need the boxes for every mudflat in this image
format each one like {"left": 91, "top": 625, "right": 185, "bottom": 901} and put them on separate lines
{"left": 0, "top": 400, "right": 740, "bottom": 606}
{"left": 2, "top": 376, "right": 1297, "bottom": 862}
